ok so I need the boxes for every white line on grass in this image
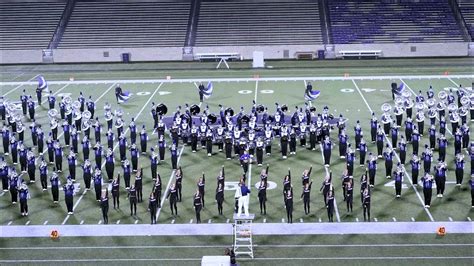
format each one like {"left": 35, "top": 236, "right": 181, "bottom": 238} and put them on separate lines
{"left": 7, "top": 221, "right": 13, "bottom": 226}
{"left": 208, "top": 219, "right": 212, "bottom": 224}
{"left": 155, "top": 145, "right": 185, "bottom": 221}
{"left": 263, "top": 218, "right": 266, "bottom": 223}
{"left": 352, "top": 79, "right": 435, "bottom": 222}
{"left": 3, "top": 74, "right": 40, "bottom": 97}
{"left": 355, "top": 218, "right": 359, "bottom": 222}
{"left": 134, "top": 220, "right": 139, "bottom": 224}
{"left": 467, "top": 217, "right": 471, "bottom": 222}
{"left": 80, "top": 220, "right": 84, "bottom": 225}
{"left": 61, "top": 82, "right": 160, "bottom": 225}
{"left": 392, "top": 217, "right": 397, "bottom": 222}
{"left": 319, "top": 143, "right": 340, "bottom": 222}
{"left": 25, "top": 220, "right": 30, "bottom": 225}
{"left": 411, "top": 217, "right": 416, "bottom": 222}
{"left": 448, "top": 217, "right": 453, "bottom": 222}
{"left": 116, "top": 220, "right": 121, "bottom": 224}
{"left": 254, "top": 79, "right": 258, "bottom": 104}
{"left": 43, "top": 221, "right": 48, "bottom": 225}
{"left": 226, "top": 219, "right": 230, "bottom": 223}
{"left": 189, "top": 219, "right": 193, "bottom": 224}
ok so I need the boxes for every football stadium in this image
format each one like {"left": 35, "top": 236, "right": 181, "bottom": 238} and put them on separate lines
{"left": 0, "top": 0, "right": 473, "bottom": 265}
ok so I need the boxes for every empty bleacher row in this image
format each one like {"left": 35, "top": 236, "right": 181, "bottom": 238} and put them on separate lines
{"left": 58, "top": 0, "right": 191, "bottom": 49}
{"left": 458, "top": 1, "right": 474, "bottom": 40}
{"left": 0, "top": 1, "right": 66, "bottom": 50}
{"left": 194, "top": 0, "right": 324, "bottom": 46}
{"left": 328, "top": 0, "right": 465, "bottom": 44}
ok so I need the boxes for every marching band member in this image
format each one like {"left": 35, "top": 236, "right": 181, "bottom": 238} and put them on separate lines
{"left": 105, "top": 148, "right": 115, "bottom": 181}
{"left": 367, "top": 152, "right": 377, "bottom": 187}
{"left": 62, "top": 120, "right": 71, "bottom": 147}
{"left": 398, "top": 136, "right": 407, "bottom": 165}
{"left": 82, "top": 159, "right": 92, "bottom": 191}
{"left": 346, "top": 144, "right": 355, "bottom": 176}
{"left": 405, "top": 116, "right": 413, "bottom": 142}
{"left": 264, "top": 125, "right": 273, "bottom": 155}
{"left": 326, "top": 188, "right": 335, "bottom": 222}
{"left": 437, "top": 134, "right": 448, "bottom": 162}
{"left": 158, "top": 134, "right": 166, "bottom": 160}
{"left": 197, "top": 172, "right": 206, "bottom": 208}
{"left": 93, "top": 142, "right": 103, "bottom": 167}
{"left": 415, "top": 109, "right": 425, "bottom": 136}
{"left": 362, "top": 188, "right": 371, "bottom": 222}
{"left": 50, "top": 170, "right": 60, "bottom": 203}
{"left": 461, "top": 123, "right": 470, "bottom": 150}
{"left": 455, "top": 154, "right": 465, "bottom": 186}
{"left": 422, "top": 145, "right": 433, "bottom": 174}
{"left": 434, "top": 160, "right": 447, "bottom": 198}
{"left": 149, "top": 192, "right": 158, "bottom": 224}
{"left": 216, "top": 182, "right": 224, "bottom": 215}
{"left": 28, "top": 97, "right": 36, "bottom": 120}
{"left": 63, "top": 177, "right": 75, "bottom": 214}
{"left": 93, "top": 117, "right": 102, "bottom": 144}
{"left": 439, "top": 115, "right": 446, "bottom": 136}
{"left": 166, "top": 183, "right": 178, "bottom": 216}
{"left": 87, "top": 96, "right": 95, "bottom": 119}
{"left": 37, "top": 125, "right": 44, "bottom": 155}
{"left": 322, "top": 135, "right": 332, "bottom": 166}
{"left": 101, "top": 189, "right": 109, "bottom": 224}
{"left": 0, "top": 157, "right": 8, "bottom": 191}
{"left": 26, "top": 149, "right": 36, "bottom": 183}
{"left": 18, "top": 182, "right": 30, "bottom": 216}
{"left": 411, "top": 126, "right": 420, "bottom": 155}
{"left": 428, "top": 124, "right": 436, "bottom": 149}
{"left": 18, "top": 142, "right": 27, "bottom": 173}
{"left": 118, "top": 133, "right": 127, "bottom": 162}
{"left": 301, "top": 180, "right": 313, "bottom": 215}
{"left": 140, "top": 125, "right": 148, "bottom": 154}
{"left": 384, "top": 145, "right": 394, "bottom": 179}
{"left": 105, "top": 128, "right": 114, "bottom": 150}
{"left": 205, "top": 128, "right": 214, "bottom": 156}
{"left": 9, "top": 168, "right": 20, "bottom": 204}
{"left": 280, "top": 124, "right": 289, "bottom": 159}
{"left": 71, "top": 126, "right": 79, "bottom": 153}
{"left": 67, "top": 151, "right": 77, "bottom": 182}
{"left": 1, "top": 124, "right": 9, "bottom": 155}
{"left": 454, "top": 128, "right": 462, "bottom": 156}
{"left": 128, "top": 184, "right": 137, "bottom": 216}
{"left": 370, "top": 112, "right": 378, "bottom": 143}
{"left": 376, "top": 125, "right": 384, "bottom": 158}
{"left": 93, "top": 167, "right": 103, "bottom": 202}
{"left": 390, "top": 124, "right": 398, "bottom": 149}
{"left": 422, "top": 173, "right": 433, "bottom": 208}
{"left": 111, "top": 175, "right": 120, "bottom": 209}
{"left": 152, "top": 173, "right": 162, "bottom": 207}
{"left": 393, "top": 163, "right": 403, "bottom": 198}
{"left": 82, "top": 135, "right": 91, "bottom": 161}
{"left": 354, "top": 120, "right": 362, "bottom": 150}
{"left": 359, "top": 138, "right": 367, "bottom": 167}
{"left": 122, "top": 159, "right": 131, "bottom": 189}
{"left": 129, "top": 118, "right": 137, "bottom": 144}
{"left": 53, "top": 141, "right": 63, "bottom": 172}
{"left": 170, "top": 142, "right": 178, "bottom": 170}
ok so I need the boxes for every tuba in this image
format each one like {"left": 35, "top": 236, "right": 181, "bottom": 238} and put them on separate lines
{"left": 415, "top": 101, "right": 425, "bottom": 111}
{"left": 73, "top": 100, "right": 81, "bottom": 110}
{"left": 448, "top": 103, "right": 457, "bottom": 113}
{"left": 48, "top": 109, "right": 58, "bottom": 119}
{"left": 460, "top": 96, "right": 469, "bottom": 107}
{"left": 426, "top": 98, "right": 436, "bottom": 108}
{"left": 82, "top": 110, "right": 92, "bottom": 121}
{"left": 381, "top": 103, "right": 392, "bottom": 113}
{"left": 438, "top": 91, "right": 447, "bottom": 101}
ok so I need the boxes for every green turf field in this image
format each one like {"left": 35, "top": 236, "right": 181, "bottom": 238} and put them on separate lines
{"left": 0, "top": 58, "right": 472, "bottom": 264}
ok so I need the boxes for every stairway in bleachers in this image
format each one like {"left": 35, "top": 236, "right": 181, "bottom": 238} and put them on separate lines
{"left": 194, "top": 0, "right": 323, "bottom": 46}
{"left": 0, "top": 1, "right": 66, "bottom": 50}
{"left": 458, "top": 1, "right": 474, "bottom": 40}
{"left": 58, "top": 0, "right": 191, "bottom": 49}
{"left": 328, "top": 0, "right": 465, "bottom": 44}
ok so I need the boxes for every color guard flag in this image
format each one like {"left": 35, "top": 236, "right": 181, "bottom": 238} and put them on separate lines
{"left": 394, "top": 83, "right": 405, "bottom": 96}
{"left": 38, "top": 75, "right": 48, "bottom": 91}
{"left": 203, "top": 81, "right": 213, "bottom": 99}
{"left": 117, "top": 91, "right": 131, "bottom": 103}
{"left": 304, "top": 89, "right": 320, "bottom": 101}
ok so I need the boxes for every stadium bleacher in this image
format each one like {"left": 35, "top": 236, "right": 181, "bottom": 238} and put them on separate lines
{"left": 58, "top": 0, "right": 191, "bottom": 49}
{"left": 0, "top": 1, "right": 66, "bottom": 50}
{"left": 328, "top": 0, "right": 465, "bottom": 44}
{"left": 458, "top": 1, "right": 474, "bottom": 40}
{"left": 194, "top": 0, "right": 324, "bottom": 46}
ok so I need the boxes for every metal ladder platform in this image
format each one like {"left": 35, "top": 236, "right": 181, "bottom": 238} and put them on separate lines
{"left": 233, "top": 213, "right": 255, "bottom": 259}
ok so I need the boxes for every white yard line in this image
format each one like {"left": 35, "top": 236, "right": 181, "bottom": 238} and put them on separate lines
{"left": 155, "top": 146, "right": 185, "bottom": 220}
{"left": 352, "top": 79, "right": 435, "bottom": 222}
{"left": 319, "top": 143, "right": 340, "bottom": 222}
{"left": 3, "top": 74, "right": 40, "bottom": 96}
{"left": 61, "top": 82, "right": 162, "bottom": 225}
{"left": 254, "top": 79, "right": 258, "bottom": 104}
{"left": 1, "top": 74, "right": 473, "bottom": 86}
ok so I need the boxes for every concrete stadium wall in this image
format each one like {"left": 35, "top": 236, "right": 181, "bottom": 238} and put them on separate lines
{"left": 52, "top": 47, "right": 184, "bottom": 63}
{"left": 334, "top": 42, "right": 469, "bottom": 57}
{"left": 0, "top": 49, "right": 43, "bottom": 64}
{"left": 0, "top": 42, "right": 470, "bottom": 64}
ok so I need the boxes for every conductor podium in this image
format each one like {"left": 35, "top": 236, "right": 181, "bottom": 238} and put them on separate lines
{"left": 233, "top": 213, "right": 255, "bottom": 258}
